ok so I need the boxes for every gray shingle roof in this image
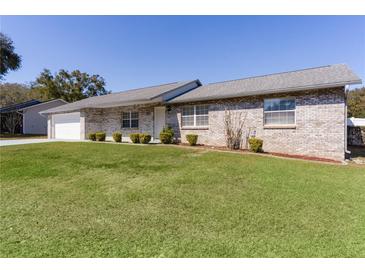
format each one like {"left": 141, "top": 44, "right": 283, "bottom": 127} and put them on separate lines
{"left": 0, "top": 99, "right": 41, "bottom": 113}
{"left": 42, "top": 80, "right": 197, "bottom": 114}
{"left": 169, "top": 64, "right": 362, "bottom": 103}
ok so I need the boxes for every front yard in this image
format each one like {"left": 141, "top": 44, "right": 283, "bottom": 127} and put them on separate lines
{"left": 0, "top": 133, "right": 47, "bottom": 140}
{"left": 0, "top": 142, "right": 364, "bottom": 257}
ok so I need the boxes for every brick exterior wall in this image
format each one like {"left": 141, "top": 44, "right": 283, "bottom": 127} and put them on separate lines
{"left": 50, "top": 87, "right": 346, "bottom": 161}
{"left": 166, "top": 87, "right": 346, "bottom": 161}
{"left": 82, "top": 104, "right": 157, "bottom": 141}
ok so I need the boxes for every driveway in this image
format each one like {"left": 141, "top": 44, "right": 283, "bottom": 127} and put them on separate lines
{"left": 0, "top": 139, "right": 56, "bottom": 147}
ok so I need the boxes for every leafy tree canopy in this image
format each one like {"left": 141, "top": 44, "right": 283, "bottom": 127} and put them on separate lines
{"left": 32, "top": 69, "right": 110, "bottom": 102}
{"left": 0, "top": 33, "right": 22, "bottom": 80}
{"left": 0, "top": 83, "right": 47, "bottom": 108}
{"left": 348, "top": 87, "right": 365, "bottom": 118}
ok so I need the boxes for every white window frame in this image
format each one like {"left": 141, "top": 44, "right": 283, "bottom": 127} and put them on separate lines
{"left": 181, "top": 105, "right": 209, "bottom": 128}
{"left": 122, "top": 111, "right": 139, "bottom": 129}
{"left": 263, "top": 97, "right": 296, "bottom": 127}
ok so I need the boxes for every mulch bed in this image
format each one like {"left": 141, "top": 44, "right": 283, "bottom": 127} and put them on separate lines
{"left": 176, "top": 143, "right": 342, "bottom": 164}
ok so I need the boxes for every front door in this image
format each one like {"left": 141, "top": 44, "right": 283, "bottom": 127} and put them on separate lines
{"left": 154, "top": 106, "right": 166, "bottom": 139}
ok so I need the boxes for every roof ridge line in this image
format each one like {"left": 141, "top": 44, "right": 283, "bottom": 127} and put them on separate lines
{"left": 206, "top": 64, "right": 344, "bottom": 86}
{"left": 112, "top": 81, "right": 184, "bottom": 94}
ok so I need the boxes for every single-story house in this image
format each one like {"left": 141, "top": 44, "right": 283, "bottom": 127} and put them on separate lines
{"left": 42, "top": 64, "right": 362, "bottom": 161}
{"left": 0, "top": 99, "right": 67, "bottom": 134}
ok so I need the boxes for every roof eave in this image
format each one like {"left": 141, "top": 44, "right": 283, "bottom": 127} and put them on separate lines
{"left": 41, "top": 98, "right": 162, "bottom": 114}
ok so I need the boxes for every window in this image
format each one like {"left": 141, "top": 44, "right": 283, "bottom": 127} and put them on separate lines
{"left": 264, "top": 98, "right": 295, "bottom": 125}
{"left": 181, "top": 105, "right": 209, "bottom": 128}
{"left": 122, "top": 111, "right": 139, "bottom": 128}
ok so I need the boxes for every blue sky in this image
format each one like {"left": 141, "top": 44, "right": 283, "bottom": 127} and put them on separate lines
{"left": 1, "top": 16, "right": 364, "bottom": 91}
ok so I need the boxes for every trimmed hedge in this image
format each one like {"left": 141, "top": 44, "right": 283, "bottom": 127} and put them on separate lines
{"left": 129, "top": 133, "right": 140, "bottom": 144}
{"left": 140, "top": 134, "right": 151, "bottom": 144}
{"left": 159, "top": 126, "right": 174, "bottom": 144}
{"left": 87, "top": 133, "right": 96, "bottom": 141}
{"left": 248, "top": 137, "right": 263, "bottom": 153}
{"left": 160, "top": 132, "right": 173, "bottom": 144}
{"left": 162, "top": 126, "right": 174, "bottom": 137}
{"left": 95, "top": 132, "right": 106, "bottom": 142}
{"left": 112, "top": 131, "right": 122, "bottom": 142}
{"left": 186, "top": 134, "right": 198, "bottom": 146}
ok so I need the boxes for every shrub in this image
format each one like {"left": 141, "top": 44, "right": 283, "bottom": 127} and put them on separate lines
{"left": 162, "top": 126, "right": 174, "bottom": 137}
{"left": 159, "top": 126, "right": 174, "bottom": 144}
{"left": 95, "top": 131, "right": 106, "bottom": 141}
{"left": 140, "top": 133, "right": 151, "bottom": 144}
{"left": 87, "top": 133, "right": 96, "bottom": 141}
{"left": 186, "top": 134, "right": 198, "bottom": 146}
{"left": 129, "top": 133, "right": 140, "bottom": 143}
{"left": 112, "top": 131, "right": 122, "bottom": 142}
{"left": 248, "top": 137, "right": 263, "bottom": 153}
{"left": 224, "top": 109, "right": 246, "bottom": 150}
{"left": 160, "top": 132, "right": 173, "bottom": 144}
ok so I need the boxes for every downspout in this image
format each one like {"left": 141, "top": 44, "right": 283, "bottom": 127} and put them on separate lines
{"left": 344, "top": 86, "right": 350, "bottom": 157}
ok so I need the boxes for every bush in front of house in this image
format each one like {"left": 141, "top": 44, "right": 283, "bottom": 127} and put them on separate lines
{"left": 112, "top": 131, "right": 122, "bottom": 142}
{"left": 159, "top": 126, "right": 174, "bottom": 144}
{"left": 186, "top": 134, "right": 198, "bottom": 146}
{"left": 159, "top": 132, "right": 172, "bottom": 144}
{"left": 248, "top": 137, "right": 263, "bottom": 153}
{"left": 88, "top": 133, "right": 96, "bottom": 141}
{"left": 140, "top": 133, "right": 151, "bottom": 144}
{"left": 129, "top": 133, "right": 140, "bottom": 143}
{"left": 95, "top": 131, "right": 106, "bottom": 141}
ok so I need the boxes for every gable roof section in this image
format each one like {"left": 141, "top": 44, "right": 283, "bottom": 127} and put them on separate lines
{"left": 18, "top": 99, "right": 67, "bottom": 111}
{"left": 42, "top": 80, "right": 201, "bottom": 114}
{"left": 0, "top": 99, "right": 41, "bottom": 114}
{"left": 169, "top": 64, "right": 362, "bottom": 103}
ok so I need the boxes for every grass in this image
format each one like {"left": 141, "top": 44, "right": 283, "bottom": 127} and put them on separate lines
{"left": 0, "top": 142, "right": 364, "bottom": 257}
{"left": 0, "top": 133, "right": 47, "bottom": 140}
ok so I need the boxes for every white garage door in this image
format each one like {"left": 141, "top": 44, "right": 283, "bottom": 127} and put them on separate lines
{"left": 54, "top": 112, "right": 80, "bottom": 140}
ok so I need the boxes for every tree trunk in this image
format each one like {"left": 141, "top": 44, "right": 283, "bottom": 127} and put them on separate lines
{"left": 3, "top": 112, "right": 22, "bottom": 134}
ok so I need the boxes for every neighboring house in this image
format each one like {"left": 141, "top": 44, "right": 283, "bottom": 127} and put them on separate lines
{"left": 1, "top": 99, "right": 41, "bottom": 134}
{"left": 42, "top": 64, "right": 362, "bottom": 161}
{"left": 0, "top": 99, "right": 67, "bottom": 134}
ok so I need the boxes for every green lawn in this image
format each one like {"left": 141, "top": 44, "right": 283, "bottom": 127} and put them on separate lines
{"left": 0, "top": 133, "right": 47, "bottom": 140}
{"left": 0, "top": 142, "right": 364, "bottom": 257}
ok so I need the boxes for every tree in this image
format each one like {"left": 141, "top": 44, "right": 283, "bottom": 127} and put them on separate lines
{"left": 3, "top": 112, "right": 22, "bottom": 134}
{"left": 0, "top": 83, "right": 30, "bottom": 107}
{"left": 0, "top": 33, "right": 22, "bottom": 80}
{"left": 0, "top": 83, "right": 48, "bottom": 107}
{"left": 348, "top": 87, "right": 365, "bottom": 118}
{"left": 221, "top": 100, "right": 249, "bottom": 150}
{"left": 32, "top": 69, "right": 110, "bottom": 102}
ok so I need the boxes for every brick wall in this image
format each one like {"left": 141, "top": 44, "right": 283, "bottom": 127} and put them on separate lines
{"left": 78, "top": 87, "right": 346, "bottom": 160}
{"left": 83, "top": 105, "right": 156, "bottom": 141}
{"left": 166, "top": 87, "right": 346, "bottom": 161}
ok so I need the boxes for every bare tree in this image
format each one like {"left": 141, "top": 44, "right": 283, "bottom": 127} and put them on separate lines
{"left": 3, "top": 112, "right": 22, "bottom": 134}
{"left": 223, "top": 105, "right": 247, "bottom": 150}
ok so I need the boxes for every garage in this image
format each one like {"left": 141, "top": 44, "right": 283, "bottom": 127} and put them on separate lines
{"left": 53, "top": 112, "right": 80, "bottom": 140}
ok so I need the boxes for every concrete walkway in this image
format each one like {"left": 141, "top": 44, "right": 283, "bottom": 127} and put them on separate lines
{"left": 0, "top": 139, "right": 55, "bottom": 147}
